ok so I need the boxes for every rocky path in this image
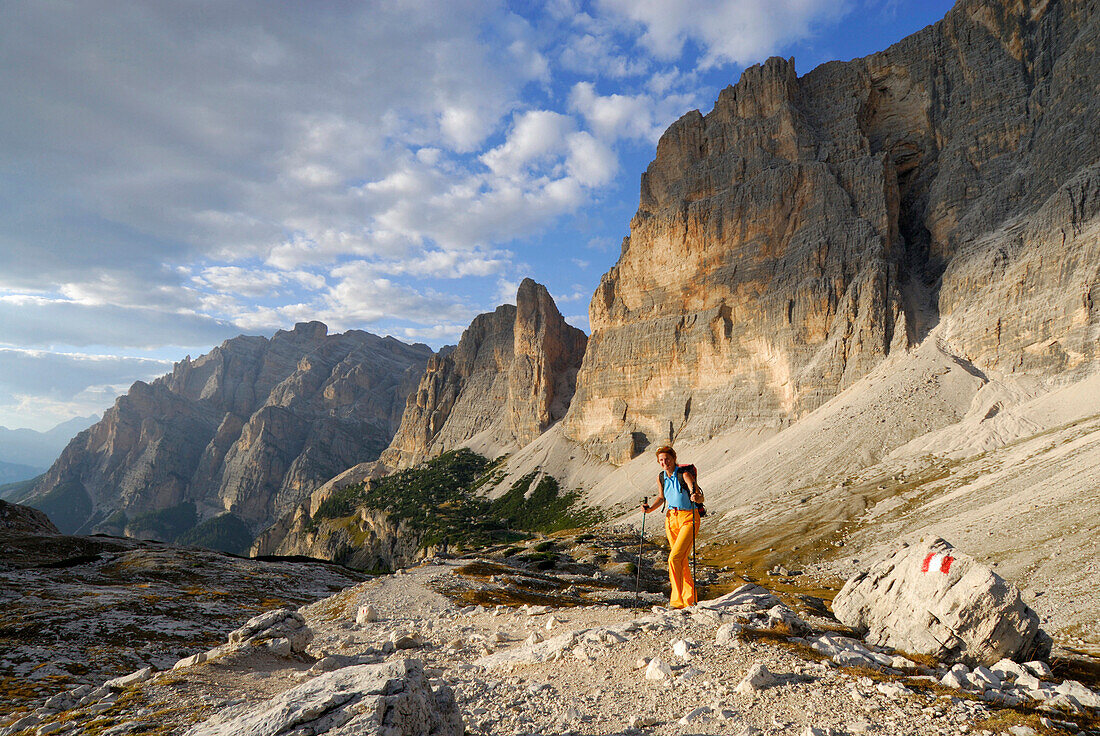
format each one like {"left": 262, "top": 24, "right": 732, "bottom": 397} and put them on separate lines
{"left": 7, "top": 554, "right": 1098, "bottom": 736}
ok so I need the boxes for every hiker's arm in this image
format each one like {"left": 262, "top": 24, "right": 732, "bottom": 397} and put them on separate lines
{"left": 683, "top": 471, "right": 703, "bottom": 503}
{"left": 643, "top": 488, "right": 665, "bottom": 513}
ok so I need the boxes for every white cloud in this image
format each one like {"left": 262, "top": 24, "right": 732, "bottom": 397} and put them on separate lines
{"left": 563, "top": 313, "right": 591, "bottom": 333}
{"left": 0, "top": 296, "right": 239, "bottom": 349}
{"left": 481, "top": 110, "right": 575, "bottom": 180}
{"left": 565, "top": 131, "right": 618, "bottom": 186}
{"left": 558, "top": 32, "right": 651, "bottom": 79}
{"left": 0, "top": 1, "right": 534, "bottom": 291}
{"left": 597, "top": 0, "right": 851, "bottom": 68}
{"left": 0, "top": 347, "right": 173, "bottom": 430}
{"left": 190, "top": 266, "right": 327, "bottom": 297}
{"left": 322, "top": 272, "right": 472, "bottom": 328}
{"left": 400, "top": 324, "right": 468, "bottom": 343}
{"left": 568, "top": 81, "right": 696, "bottom": 144}
{"left": 495, "top": 278, "right": 522, "bottom": 305}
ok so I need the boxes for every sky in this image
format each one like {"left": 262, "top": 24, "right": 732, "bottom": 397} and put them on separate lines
{"left": 0, "top": 0, "right": 956, "bottom": 431}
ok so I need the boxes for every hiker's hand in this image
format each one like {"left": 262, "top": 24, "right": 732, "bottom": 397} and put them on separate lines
{"left": 690, "top": 491, "right": 703, "bottom": 503}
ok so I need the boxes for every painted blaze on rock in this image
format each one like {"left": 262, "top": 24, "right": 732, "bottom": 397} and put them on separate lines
{"left": 832, "top": 537, "right": 1051, "bottom": 667}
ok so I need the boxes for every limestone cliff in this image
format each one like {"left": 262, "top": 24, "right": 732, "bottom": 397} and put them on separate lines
{"left": 25, "top": 323, "right": 432, "bottom": 537}
{"left": 253, "top": 503, "right": 423, "bottom": 572}
{"left": 381, "top": 279, "right": 586, "bottom": 468}
{"left": 563, "top": 0, "right": 1100, "bottom": 463}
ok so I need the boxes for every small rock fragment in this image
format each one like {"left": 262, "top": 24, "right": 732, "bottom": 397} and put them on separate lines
{"left": 678, "top": 706, "right": 713, "bottom": 725}
{"left": 735, "top": 663, "right": 777, "bottom": 694}
{"left": 645, "top": 657, "right": 673, "bottom": 681}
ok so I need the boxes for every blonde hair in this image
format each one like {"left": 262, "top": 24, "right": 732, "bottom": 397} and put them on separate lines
{"left": 654, "top": 445, "right": 676, "bottom": 461}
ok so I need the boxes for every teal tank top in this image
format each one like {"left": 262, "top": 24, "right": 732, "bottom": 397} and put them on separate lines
{"left": 663, "top": 468, "right": 692, "bottom": 510}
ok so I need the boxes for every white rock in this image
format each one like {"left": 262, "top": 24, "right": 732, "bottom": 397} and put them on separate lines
{"left": 562, "top": 706, "right": 582, "bottom": 722}
{"left": 679, "top": 666, "right": 706, "bottom": 680}
{"left": 490, "top": 631, "right": 508, "bottom": 643}
{"left": 104, "top": 666, "right": 155, "bottom": 691}
{"left": 1, "top": 715, "right": 41, "bottom": 736}
{"left": 186, "top": 659, "right": 460, "bottom": 736}
{"left": 265, "top": 637, "right": 292, "bottom": 657}
{"left": 524, "top": 632, "right": 544, "bottom": 647}
{"left": 1055, "top": 680, "right": 1100, "bottom": 709}
{"left": 545, "top": 617, "right": 559, "bottom": 631}
{"left": 572, "top": 644, "right": 595, "bottom": 661}
{"left": 1007, "top": 726, "right": 1037, "bottom": 736}
{"left": 630, "top": 715, "right": 658, "bottom": 728}
{"left": 1015, "top": 671, "right": 1042, "bottom": 690}
{"left": 226, "top": 609, "right": 313, "bottom": 654}
{"left": 391, "top": 631, "right": 424, "bottom": 650}
{"left": 971, "top": 666, "right": 1002, "bottom": 690}
{"left": 173, "top": 651, "right": 208, "bottom": 670}
{"left": 645, "top": 657, "right": 674, "bottom": 681}
{"left": 735, "top": 663, "right": 777, "bottom": 694}
{"left": 876, "top": 681, "right": 912, "bottom": 697}
{"left": 355, "top": 604, "right": 379, "bottom": 624}
{"left": 1023, "top": 660, "right": 1053, "bottom": 678}
{"left": 634, "top": 657, "right": 650, "bottom": 669}
{"left": 672, "top": 639, "right": 692, "bottom": 659}
{"left": 991, "top": 658, "right": 1029, "bottom": 680}
{"left": 678, "top": 706, "right": 713, "bottom": 725}
{"left": 715, "top": 622, "right": 742, "bottom": 646}
{"left": 832, "top": 538, "right": 1050, "bottom": 666}
{"left": 1046, "top": 693, "right": 1087, "bottom": 714}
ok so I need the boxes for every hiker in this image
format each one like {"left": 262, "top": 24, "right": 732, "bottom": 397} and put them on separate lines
{"left": 641, "top": 445, "right": 704, "bottom": 608}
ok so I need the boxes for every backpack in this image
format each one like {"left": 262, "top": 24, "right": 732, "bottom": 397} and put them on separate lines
{"left": 658, "top": 464, "right": 707, "bottom": 518}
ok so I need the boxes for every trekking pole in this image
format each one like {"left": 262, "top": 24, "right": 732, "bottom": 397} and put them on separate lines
{"left": 691, "top": 498, "right": 698, "bottom": 607}
{"left": 635, "top": 496, "right": 647, "bottom": 609}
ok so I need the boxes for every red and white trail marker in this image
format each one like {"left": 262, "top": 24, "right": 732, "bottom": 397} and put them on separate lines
{"left": 921, "top": 552, "right": 955, "bottom": 574}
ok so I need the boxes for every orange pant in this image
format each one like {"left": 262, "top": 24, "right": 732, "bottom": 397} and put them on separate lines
{"left": 665, "top": 508, "right": 699, "bottom": 608}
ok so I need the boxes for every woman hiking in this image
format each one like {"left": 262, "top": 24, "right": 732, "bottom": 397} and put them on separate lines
{"left": 641, "top": 445, "right": 704, "bottom": 609}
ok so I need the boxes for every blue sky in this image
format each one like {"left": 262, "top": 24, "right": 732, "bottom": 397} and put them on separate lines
{"left": 0, "top": 0, "right": 955, "bottom": 431}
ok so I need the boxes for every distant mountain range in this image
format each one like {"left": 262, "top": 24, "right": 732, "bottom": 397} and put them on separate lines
{"left": 0, "top": 415, "right": 99, "bottom": 484}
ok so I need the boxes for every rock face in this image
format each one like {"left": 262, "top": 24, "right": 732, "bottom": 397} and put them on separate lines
{"left": 0, "top": 500, "right": 58, "bottom": 535}
{"left": 25, "top": 322, "right": 432, "bottom": 538}
{"left": 252, "top": 503, "right": 423, "bottom": 572}
{"left": 832, "top": 538, "right": 1050, "bottom": 667}
{"left": 562, "top": 0, "right": 1100, "bottom": 463}
{"left": 381, "top": 279, "right": 586, "bottom": 468}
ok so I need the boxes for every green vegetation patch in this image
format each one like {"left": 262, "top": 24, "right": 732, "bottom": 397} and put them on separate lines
{"left": 314, "top": 449, "right": 601, "bottom": 552}
{"left": 125, "top": 501, "right": 197, "bottom": 543}
{"left": 176, "top": 513, "right": 253, "bottom": 555}
{"left": 26, "top": 480, "right": 92, "bottom": 533}
{"left": 0, "top": 474, "right": 43, "bottom": 503}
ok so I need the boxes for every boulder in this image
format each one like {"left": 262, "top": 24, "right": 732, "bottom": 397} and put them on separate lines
{"left": 187, "top": 659, "right": 462, "bottom": 736}
{"left": 832, "top": 538, "right": 1051, "bottom": 666}
{"left": 226, "top": 608, "right": 313, "bottom": 653}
